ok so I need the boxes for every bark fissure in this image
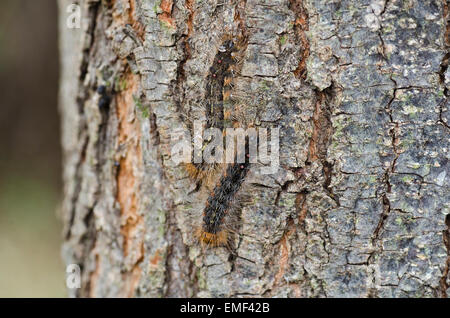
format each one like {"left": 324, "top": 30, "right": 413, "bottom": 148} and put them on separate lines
{"left": 438, "top": 52, "right": 449, "bottom": 129}
{"left": 438, "top": 0, "right": 449, "bottom": 129}
{"left": 66, "top": 2, "right": 101, "bottom": 240}
{"left": 77, "top": 2, "right": 100, "bottom": 100}
{"left": 368, "top": 78, "right": 398, "bottom": 283}
{"left": 289, "top": 0, "right": 310, "bottom": 79}
{"left": 440, "top": 214, "right": 450, "bottom": 297}
{"left": 367, "top": 4, "right": 399, "bottom": 288}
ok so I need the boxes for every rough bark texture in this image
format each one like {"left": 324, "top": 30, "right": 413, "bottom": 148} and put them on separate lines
{"left": 59, "top": 0, "right": 450, "bottom": 297}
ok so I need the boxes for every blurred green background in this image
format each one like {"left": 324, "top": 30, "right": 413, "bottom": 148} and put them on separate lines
{"left": 0, "top": 0, "right": 65, "bottom": 297}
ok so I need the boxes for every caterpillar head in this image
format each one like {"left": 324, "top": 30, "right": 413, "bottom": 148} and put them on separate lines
{"left": 219, "top": 40, "right": 234, "bottom": 53}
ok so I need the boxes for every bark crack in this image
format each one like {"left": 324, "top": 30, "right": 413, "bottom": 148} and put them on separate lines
{"left": 438, "top": 0, "right": 449, "bottom": 129}
{"left": 438, "top": 52, "right": 449, "bottom": 130}
{"left": 288, "top": 0, "right": 310, "bottom": 79}
{"left": 67, "top": 1, "right": 101, "bottom": 241}
{"left": 306, "top": 87, "right": 338, "bottom": 205}
{"left": 367, "top": 3, "right": 400, "bottom": 289}
{"left": 370, "top": 78, "right": 398, "bottom": 254}
{"left": 440, "top": 214, "right": 450, "bottom": 297}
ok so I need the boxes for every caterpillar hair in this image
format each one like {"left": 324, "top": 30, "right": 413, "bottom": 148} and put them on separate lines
{"left": 204, "top": 36, "right": 238, "bottom": 130}
{"left": 185, "top": 35, "right": 241, "bottom": 183}
{"left": 185, "top": 32, "right": 250, "bottom": 248}
{"left": 197, "top": 139, "right": 250, "bottom": 247}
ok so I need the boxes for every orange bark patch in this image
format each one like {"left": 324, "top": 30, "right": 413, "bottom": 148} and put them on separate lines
{"left": 296, "top": 192, "right": 308, "bottom": 224}
{"left": 128, "top": 0, "right": 145, "bottom": 40}
{"left": 116, "top": 72, "right": 142, "bottom": 255}
{"left": 149, "top": 250, "right": 163, "bottom": 267}
{"left": 158, "top": 0, "right": 175, "bottom": 28}
{"left": 128, "top": 242, "right": 145, "bottom": 297}
{"left": 186, "top": 0, "right": 195, "bottom": 37}
{"left": 290, "top": 283, "right": 302, "bottom": 297}
{"left": 274, "top": 236, "right": 289, "bottom": 286}
{"left": 116, "top": 71, "right": 144, "bottom": 295}
{"left": 290, "top": 0, "right": 310, "bottom": 79}
{"left": 274, "top": 219, "right": 295, "bottom": 287}
{"left": 160, "top": 0, "right": 173, "bottom": 13}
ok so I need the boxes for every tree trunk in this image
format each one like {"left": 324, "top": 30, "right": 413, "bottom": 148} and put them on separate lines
{"left": 59, "top": 0, "right": 450, "bottom": 297}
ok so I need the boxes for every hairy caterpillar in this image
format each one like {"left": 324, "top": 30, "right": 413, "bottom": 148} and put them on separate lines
{"left": 196, "top": 148, "right": 250, "bottom": 247}
{"left": 187, "top": 34, "right": 250, "bottom": 247}
{"left": 185, "top": 34, "right": 243, "bottom": 182}
{"left": 205, "top": 36, "right": 236, "bottom": 129}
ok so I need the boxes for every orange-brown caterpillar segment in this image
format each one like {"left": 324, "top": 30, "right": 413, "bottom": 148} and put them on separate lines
{"left": 184, "top": 162, "right": 219, "bottom": 188}
{"left": 224, "top": 77, "right": 233, "bottom": 87}
{"left": 195, "top": 227, "right": 229, "bottom": 248}
{"left": 223, "top": 90, "right": 232, "bottom": 101}
{"left": 185, "top": 162, "right": 202, "bottom": 179}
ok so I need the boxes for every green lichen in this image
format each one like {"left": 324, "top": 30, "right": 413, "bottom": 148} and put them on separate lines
{"left": 114, "top": 76, "right": 128, "bottom": 92}
{"left": 153, "top": 0, "right": 161, "bottom": 15}
{"left": 133, "top": 95, "right": 149, "bottom": 118}
{"left": 197, "top": 269, "right": 206, "bottom": 289}
{"left": 279, "top": 193, "right": 296, "bottom": 209}
{"left": 159, "top": 19, "right": 173, "bottom": 32}
{"left": 398, "top": 137, "right": 415, "bottom": 151}
{"left": 408, "top": 162, "right": 421, "bottom": 170}
{"left": 368, "top": 175, "right": 377, "bottom": 184}
{"left": 401, "top": 175, "right": 413, "bottom": 183}
{"left": 422, "top": 164, "right": 431, "bottom": 176}
{"left": 259, "top": 80, "right": 271, "bottom": 91}
{"left": 383, "top": 25, "right": 393, "bottom": 34}
{"left": 157, "top": 209, "right": 166, "bottom": 237}
{"left": 401, "top": 104, "right": 422, "bottom": 118}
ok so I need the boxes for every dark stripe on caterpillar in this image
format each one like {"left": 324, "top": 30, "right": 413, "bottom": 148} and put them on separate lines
{"left": 203, "top": 160, "right": 249, "bottom": 232}
{"left": 187, "top": 36, "right": 238, "bottom": 181}
{"left": 198, "top": 139, "right": 250, "bottom": 247}
{"left": 205, "top": 38, "right": 236, "bottom": 129}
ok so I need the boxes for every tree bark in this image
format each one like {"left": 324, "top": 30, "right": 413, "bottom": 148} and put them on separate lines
{"left": 59, "top": 0, "right": 450, "bottom": 297}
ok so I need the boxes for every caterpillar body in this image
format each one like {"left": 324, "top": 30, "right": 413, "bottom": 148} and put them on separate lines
{"left": 205, "top": 38, "right": 236, "bottom": 129}
{"left": 185, "top": 34, "right": 243, "bottom": 181}
{"left": 197, "top": 155, "right": 250, "bottom": 247}
{"left": 186, "top": 34, "right": 249, "bottom": 247}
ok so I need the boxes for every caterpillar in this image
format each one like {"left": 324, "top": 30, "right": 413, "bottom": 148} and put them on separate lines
{"left": 196, "top": 148, "right": 250, "bottom": 247}
{"left": 185, "top": 34, "right": 243, "bottom": 182}
{"left": 205, "top": 37, "right": 236, "bottom": 129}
{"left": 188, "top": 34, "right": 250, "bottom": 247}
